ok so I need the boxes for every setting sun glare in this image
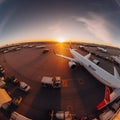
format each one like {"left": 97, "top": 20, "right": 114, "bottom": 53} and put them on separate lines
{"left": 57, "top": 37, "right": 65, "bottom": 43}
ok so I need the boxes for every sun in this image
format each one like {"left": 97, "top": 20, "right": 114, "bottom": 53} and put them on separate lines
{"left": 57, "top": 37, "right": 65, "bottom": 43}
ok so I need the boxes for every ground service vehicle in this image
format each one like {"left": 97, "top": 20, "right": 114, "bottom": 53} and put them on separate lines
{"left": 41, "top": 76, "right": 62, "bottom": 88}
{"left": 10, "top": 112, "right": 32, "bottom": 120}
{"left": 56, "top": 111, "right": 72, "bottom": 120}
{"left": 42, "top": 49, "right": 49, "bottom": 54}
{"left": 50, "top": 110, "right": 74, "bottom": 120}
{"left": 19, "top": 81, "right": 31, "bottom": 92}
{"left": 93, "top": 59, "right": 100, "bottom": 65}
{"left": 99, "top": 110, "right": 114, "bottom": 120}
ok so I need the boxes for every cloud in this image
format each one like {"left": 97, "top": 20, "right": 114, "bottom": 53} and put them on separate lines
{"left": 76, "top": 13, "right": 113, "bottom": 43}
{"left": 0, "top": 9, "right": 15, "bottom": 34}
{"left": 0, "top": 0, "right": 6, "bottom": 5}
{"left": 115, "top": 0, "right": 120, "bottom": 7}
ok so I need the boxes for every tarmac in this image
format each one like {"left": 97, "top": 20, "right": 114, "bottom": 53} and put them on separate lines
{"left": 0, "top": 42, "right": 120, "bottom": 120}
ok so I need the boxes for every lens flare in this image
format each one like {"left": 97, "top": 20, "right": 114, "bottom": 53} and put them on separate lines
{"left": 57, "top": 37, "right": 65, "bottom": 43}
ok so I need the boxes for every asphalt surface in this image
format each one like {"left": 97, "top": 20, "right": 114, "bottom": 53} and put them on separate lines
{"left": 0, "top": 43, "right": 119, "bottom": 120}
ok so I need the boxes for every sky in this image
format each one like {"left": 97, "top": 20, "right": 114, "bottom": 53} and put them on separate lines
{"left": 0, "top": 0, "right": 120, "bottom": 47}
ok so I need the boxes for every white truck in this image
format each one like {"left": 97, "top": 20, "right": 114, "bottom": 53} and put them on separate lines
{"left": 19, "top": 81, "right": 31, "bottom": 92}
{"left": 10, "top": 112, "right": 32, "bottom": 120}
{"left": 50, "top": 110, "right": 75, "bottom": 120}
{"left": 41, "top": 76, "right": 62, "bottom": 88}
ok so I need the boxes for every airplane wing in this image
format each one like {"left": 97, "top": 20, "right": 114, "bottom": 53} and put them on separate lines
{"left": 85, "top": 53, "right": 91, "bottom": 59}
{"left": 56, "top": 54, "right": 76, "bottom": 62}
{"left": 114, "top": 67, "right": 120, "bottom": 80}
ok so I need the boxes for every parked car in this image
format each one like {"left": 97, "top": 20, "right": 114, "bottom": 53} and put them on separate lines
{"left": 0, "top": 71, "right": 4, "bottom": 77}
{"left": 12, "top": 77, "right": 20, "bottom": 85}
{"left": 0, "top": 76, "right": 6, "bottom": 88}
{"left": 5, "top": 76, "right": 20, "bottom": 85}
{"left": 1, "top": 101, "right": 11, "bottom": 110}
{"left": 0, "top": 67, "right": 5, "bottom": 73}
{"left": 0, "top": 76, "right": 5, "bottom": 81}
{"left": 0, "top": 66, "right": 5, "bottom": 76}
{"left": 19, "top": 81, "right": 31, "bottom": 92}
{"left": 0, "top": 80, "right": 6, "bottom": 88}
{"left": 56, "top": 111, "right": 72, "bottom": 120}
{"left": 50, "top": 110, "right": 74, "bottom": 120}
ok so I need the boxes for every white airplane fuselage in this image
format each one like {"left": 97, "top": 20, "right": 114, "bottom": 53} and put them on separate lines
{"left": 70, "top": 49, "right": 120, "bottom": 89}
{"left": 56, "top": 48, "right": 120, "bottom": 109}
{"left": 97, "top": 47, "right": 107, "bottom": 52}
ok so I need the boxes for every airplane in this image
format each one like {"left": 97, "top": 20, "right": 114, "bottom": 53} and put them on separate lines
{"left": 79, "top": 45, "right": 85, "bottom": 49}
{"left": 35, "top": 45, "right": 46, "bottom": 49}
{"left": 55, "top": 48, "right": 120, "bottom": 110}
{"left": 97, "top": 86, "right": 120, "bottom": 110}
{"left": 97, "top": 47, "right": 107, "bottom": 53}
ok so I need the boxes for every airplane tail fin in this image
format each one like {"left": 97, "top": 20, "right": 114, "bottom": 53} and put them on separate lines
{"left": 85, "top": 53, "right": 91, "bottom": 59}
{"left": 97, "top": 86, "right": 110, "bottom": 110}
{"left": 104, "top": 86, "right": 110, "bottom": 102}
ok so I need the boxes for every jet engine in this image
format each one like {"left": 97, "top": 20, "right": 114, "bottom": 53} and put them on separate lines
{"left": 68, "top": 61, "right": 77, "bottom": 70}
